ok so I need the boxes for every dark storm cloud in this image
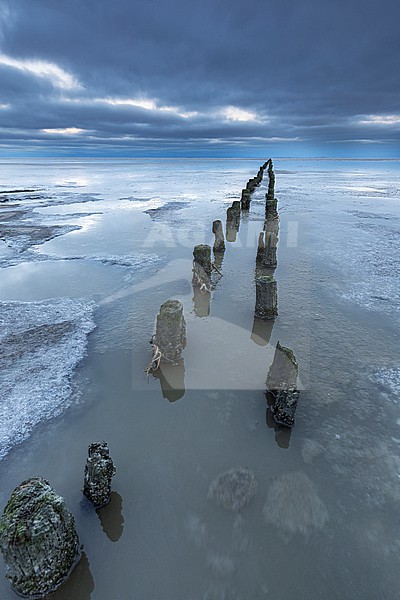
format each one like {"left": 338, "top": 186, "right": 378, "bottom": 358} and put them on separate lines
{"left": 0, "top": 0, "right": 399, "bottom": 155}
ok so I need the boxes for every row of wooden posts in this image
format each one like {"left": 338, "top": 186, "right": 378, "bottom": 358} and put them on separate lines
{"left": 0, "top": 160, "right": 301, "bottom": 597}
{"left": 150, "top": 159, "right": 300, "bottom": 428}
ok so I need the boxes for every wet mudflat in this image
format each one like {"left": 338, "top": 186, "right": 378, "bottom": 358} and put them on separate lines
{"left": 0, "top": 158, "right": 399, "bottom": 599}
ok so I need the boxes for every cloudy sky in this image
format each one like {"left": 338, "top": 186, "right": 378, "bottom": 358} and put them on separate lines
{"left": 0, "top": 0, "right": 399, "bottom": 157}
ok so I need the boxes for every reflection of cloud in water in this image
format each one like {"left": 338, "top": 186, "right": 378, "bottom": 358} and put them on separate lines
{"left": 97, "top": 491, "right": 124, "bottom": 542}
{"left": 185, "top": 514, "right": 210, "bottom": 548}
{"left": 232, "top": 514, "right": 249, "bottom": 552}
{"left": 0, "top": 298, "right": 96, "bottom": 460}
{"left": 203, "top": 582, "right": 243, "bottom": 600}
{"left": 208, "top": 467, "right": 257, "bottom": 512}
{"left": 301, "top": 438, "right": 325, "bottom": 464}
{"left": 207, "top": 553, "right": 235, "bottom": 575}
{"left": 144, "top": 200, "right": 191, "bottom": 220}
{"left": 100, "top": 258, "right": 192, "bottom": 305}
{"left": 263, "top": 471, "right": 328, "bottom": 536}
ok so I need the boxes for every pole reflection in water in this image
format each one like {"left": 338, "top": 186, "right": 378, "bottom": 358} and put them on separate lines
{"left": 154, "top": 359, "right": 186, "bottom": 402}
{"left": 192, "top": 286, "right": 211, "bottom": 317}
{"left": 250, "top": 316, "right": 274, "bottom": 346}
{"left": 265, "top": 394, "right": 292, "bottom": 449}
{"left": 213, "top": 250, "right": 224, "bottom": 273}
{"left": 96, "top": 491, "right": 124, "bottom": 542}
{"left": 192, "top": 244, "right": 212, "bottom": 317}
{"left": 49, "top": 552, "right": 94, "bottom": 600}
{"left": 225, "top": 203, "right": 240, "bottom": 243}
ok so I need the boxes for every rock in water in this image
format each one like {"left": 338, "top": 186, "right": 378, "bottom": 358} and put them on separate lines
{"left": 83, "top": 442, "right": 116, "bottom": 508}
{"left": 208, "top": 467, "right": 257, "bottom": 512}
{"left": 266, "top": 342, "right": 299, "bottom": 428}
{"left": 154, "top": 299, "right": 187, "bottom": 362}
{"left": 0, "top": 477, "right": 80, "bottom": 597}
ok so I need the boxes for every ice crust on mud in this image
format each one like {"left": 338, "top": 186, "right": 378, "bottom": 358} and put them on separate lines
{"left": 372, "top": 367, "right": 400, "bottom": 402}
{"left": 0, "top": 298, "right": 96, "bottom": 459}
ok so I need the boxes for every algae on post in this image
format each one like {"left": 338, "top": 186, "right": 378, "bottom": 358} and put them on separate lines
{"left": 83, "top": 442, "right": 116, "bottom": 508}
{"left": 155, "top": 299, "right": 187, "bottom": 362}
{"left": 0, "top": 477, "right": 80, "bottom": 597}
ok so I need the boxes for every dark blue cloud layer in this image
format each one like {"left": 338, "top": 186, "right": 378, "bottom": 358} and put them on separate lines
{"left": 0, "top": 0, "right": 399, "bottom": 156}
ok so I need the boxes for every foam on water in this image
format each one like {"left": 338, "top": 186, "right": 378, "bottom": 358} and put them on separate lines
{"left": 0, "top": 298, "right": 96, "bottom": 459}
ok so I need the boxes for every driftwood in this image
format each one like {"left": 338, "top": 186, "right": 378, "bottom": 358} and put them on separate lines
{"left": 192, "top": 270, "right": 211, "bottom": 293}
{"left": 144, "top": 341, "right": 163, "bottom": 375}
{"left": 211, "top": 261, "right": 222, "bottom": 276}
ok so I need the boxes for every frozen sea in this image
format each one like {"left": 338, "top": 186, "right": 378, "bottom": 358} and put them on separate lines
{"left": 0, "top": 158, "right": 399, "bottom": 599}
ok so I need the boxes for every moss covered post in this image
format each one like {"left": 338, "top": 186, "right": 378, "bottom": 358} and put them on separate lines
{"left": 266, "top": 341, "right": 300, "bottom": 427}
{"left": 212, "top": 220, "right": 225, "bottom": 253}
{"left": 83, "top": 442, "right": 116, "bottom": 508}
{"left": 0, "top": 477, "right": 80, "bottom": 597}
{"left": 255, "top": 274, "right": 278, "bottom": 319}
{"left": 154, "top": 299, "right": 187, "bottom": 362}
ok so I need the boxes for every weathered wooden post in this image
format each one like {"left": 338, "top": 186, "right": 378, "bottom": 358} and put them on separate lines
{"left": 212, "top": 219, "right": 225, "bottom": 253}
{"left": 255, "top": 274, "right": 278, "bottom": 319}
{"left": 241, "top": 188, "right": 251, "bottom": 210}
{"left": 154, "top": 299, "right": 187, "bottom": 362}
{"left": 266, "top": 160, "right": 275, "bottom": 201}
{"left": 231, "top": 200, "right": 241, "bottom": 215}
{"left": 256, "top": 219, "right": 279, "bottom": 270}
{"left": 226, "top": 215, "right": 235, "bottom": 242}
{"left": 266, "top": 342, "right": 300, "bottom": 428}
{"left": 241, "top": 188, "right": 251, "bottom": 209}
{"left": 265, "top": 197, "right": 278, "bottom": 220}
{"left": 226, "top": 204, "right": 240, "bottom": 242}
{"left": 0, "top": 478, "right": 80, "bottom": 597}
{"left": 192, "top": 245, "right": 212, "bottom": 317}
{"left": 83, "top": 442, "right": 116, "bottom": 508}
{"left": 193, "top": 244, "right": 212, "bottom": 287}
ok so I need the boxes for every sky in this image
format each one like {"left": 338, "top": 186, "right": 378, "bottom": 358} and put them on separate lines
{"left": 0, "top": 0, "right": 399, "bottom": 158}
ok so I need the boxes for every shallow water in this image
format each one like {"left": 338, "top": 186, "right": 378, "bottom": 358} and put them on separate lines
{"left": 0, "top": 158, "right": 399, "bottom": 599}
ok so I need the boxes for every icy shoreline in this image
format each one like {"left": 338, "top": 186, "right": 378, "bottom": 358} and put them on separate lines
{"left": 0, "top": 298, "right": 96, "bottom": 460}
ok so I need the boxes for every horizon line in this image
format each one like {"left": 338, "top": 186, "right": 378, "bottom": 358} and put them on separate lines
{"left": 1, "top": 156, "right": 400, "bottom": 161}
